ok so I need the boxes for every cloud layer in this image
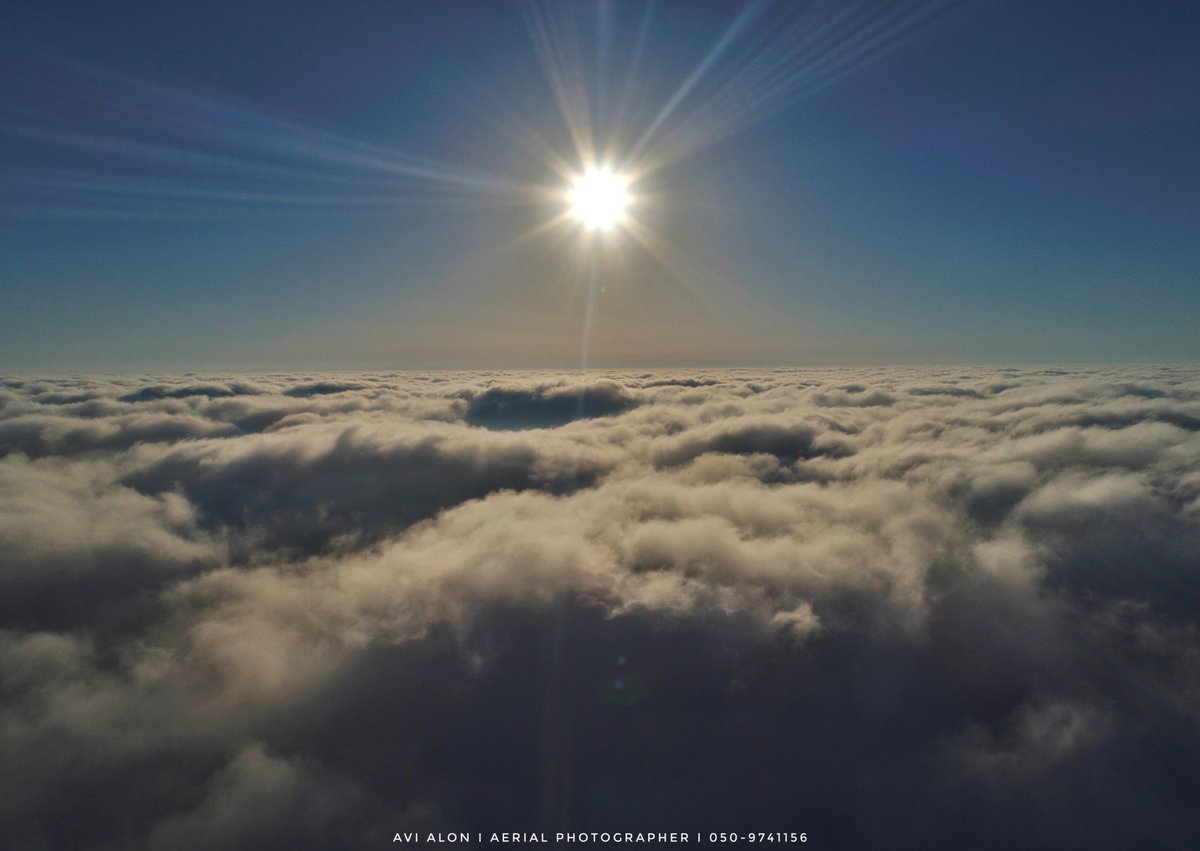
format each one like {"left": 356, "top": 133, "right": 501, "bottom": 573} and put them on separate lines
{"left": 2, "top": 367, "right": 1199, "bottom": 849}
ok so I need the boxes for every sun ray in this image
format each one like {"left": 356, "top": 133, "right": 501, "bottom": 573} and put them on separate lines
{"left": 631, "top": 1, "right": 959, "bottom": 174}
{"left": 521, "top": 0, "right": 597, "bottom": 170}
{"left": 605, "top": 0, "right": 657, "bottom": 165}
{"left": 622, "top": 0, "right": 772, "bottom": 169}
{"left": 2, "top": 54, "right": 537, "bottom": 218}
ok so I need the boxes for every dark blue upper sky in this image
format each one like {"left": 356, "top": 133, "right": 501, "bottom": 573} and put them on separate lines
{"left": 2, "top": 0, "right": 1197, "bottom": 369}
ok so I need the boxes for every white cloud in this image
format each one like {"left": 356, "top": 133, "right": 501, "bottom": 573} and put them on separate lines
{"left": 0, "top": 366, "right": 1198, "bottom": 848}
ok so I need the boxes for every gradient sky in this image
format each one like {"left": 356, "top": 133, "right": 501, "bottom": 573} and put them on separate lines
{"left": 2, "top": 0, "right": 1197, "bottom": 370}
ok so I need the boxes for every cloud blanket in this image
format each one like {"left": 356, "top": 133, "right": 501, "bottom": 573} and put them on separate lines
{"left": 2, "top": 366, "right": 1199, "bottom": 849}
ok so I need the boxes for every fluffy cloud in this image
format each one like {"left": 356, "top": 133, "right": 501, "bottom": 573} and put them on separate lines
{"left": 0, "top": 367, "right": 1198, "bottom": 849}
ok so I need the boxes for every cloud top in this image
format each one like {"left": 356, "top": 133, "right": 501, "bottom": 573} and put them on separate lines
{"left": 1, "top": 366, "right": 1199, "bottom": 849}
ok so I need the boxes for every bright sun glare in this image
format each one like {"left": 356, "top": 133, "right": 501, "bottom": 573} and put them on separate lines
{"left": 569, "top": 167, "right": 630, "bottom": 231}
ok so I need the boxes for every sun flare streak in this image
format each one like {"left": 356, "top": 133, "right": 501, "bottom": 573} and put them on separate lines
{"left": 0, "top": 56, "right": 533, "bottom": 218}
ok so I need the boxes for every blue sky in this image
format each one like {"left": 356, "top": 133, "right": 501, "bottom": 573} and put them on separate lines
{"left": 2, "top": 0, "right": 1197, "bottom": 369}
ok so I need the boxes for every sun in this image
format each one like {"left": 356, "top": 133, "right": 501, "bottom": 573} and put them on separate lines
{"left": 568, "top": 167, "right": 630, "bottom": 231}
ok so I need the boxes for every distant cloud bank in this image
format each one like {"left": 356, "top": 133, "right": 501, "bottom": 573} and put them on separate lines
{"left": 1, "top": 366, "right": 1199, "bottom": 849}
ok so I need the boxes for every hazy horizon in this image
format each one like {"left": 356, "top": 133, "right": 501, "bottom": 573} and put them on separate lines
{"left": 7, "top": 358, "right": 1200, "bottom": 377}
